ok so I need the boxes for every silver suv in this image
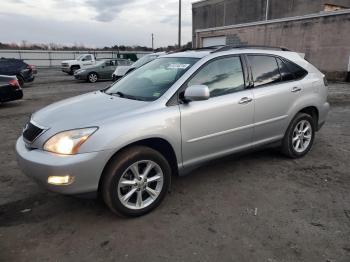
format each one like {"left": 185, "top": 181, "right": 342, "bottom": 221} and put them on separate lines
{"left": 16, "top": 46, "right": 330, "bottom": 216}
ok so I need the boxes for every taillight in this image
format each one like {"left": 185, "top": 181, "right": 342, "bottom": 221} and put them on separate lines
{"left": 9, "top": 79, "right": 20, "bottom": 88}
{"left": 27, "top": 64, "right": 35, "bottom": 70}
{"left": 323, "top": 76, "right": 328, "bottom": 86}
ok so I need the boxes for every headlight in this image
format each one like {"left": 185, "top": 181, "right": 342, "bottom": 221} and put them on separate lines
{"left": 75, "top": 69, "right": 85, "bottom": 74}
{"left": 43, "top": 127, "right": 97, "bottom": 155}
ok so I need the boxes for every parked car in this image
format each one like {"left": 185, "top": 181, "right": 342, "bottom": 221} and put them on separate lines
{"left": 16, "top": 46, "right": 329, "bottom": 217}
{"left": 0, "top": 58, "right": 36, "bottom": 87}
{"left": 112, "top": 52, "right": 165, "bottom": 81}
{"left": 0, "top": 75, "right": 23, "bottom": 103}
{"left": 61, "top": 54, "right": 97, "bottom": 75}
{"left": 74, "top": 59, "right": 131, "bottom": 83}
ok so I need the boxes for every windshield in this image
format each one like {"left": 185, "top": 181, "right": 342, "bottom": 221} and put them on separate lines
{"left": 105, "top": 57, "right": 199, "bottom": 101}
{"left": 76, "top": 55, "right": 85, "bottom": 60}
{"left": 132, "top": 54, "right": 158, "bottom": 68}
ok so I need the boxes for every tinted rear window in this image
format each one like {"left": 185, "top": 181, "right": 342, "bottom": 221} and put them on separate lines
{"left": 284, "top": 59, "right": 308, "bottom": 79}
{"left": 277, "top": 58, "right": 295, "bottom": 81}
{"left": 248, "top": 55, "right": 281, "bottom": 87}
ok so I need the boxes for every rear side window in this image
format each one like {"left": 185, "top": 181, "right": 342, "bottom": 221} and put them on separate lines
{"left": 248, "top": 55, "right": 281, "bottom": 87}
{"left": 282, "top": 59, "right": 308, "bottom": 79}
{"left": 188, "top": 56, "right": 245, "bottom": 97}
{"left": 277, "top": 58, "right": 295, "bottom": 81}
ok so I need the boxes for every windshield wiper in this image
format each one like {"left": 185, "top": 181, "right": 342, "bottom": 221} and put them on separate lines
{"left": 114, "top": 91, "right": 125, "bottom": 97}
{"left": 109, "top": 91, "right": 147, "bottom": 101}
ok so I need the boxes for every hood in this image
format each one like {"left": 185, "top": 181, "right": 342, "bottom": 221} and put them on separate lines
{"left": 32, "top": 91, "right": 148, "bottom": 129}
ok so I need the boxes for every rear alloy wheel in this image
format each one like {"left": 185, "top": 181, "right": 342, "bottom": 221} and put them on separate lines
{"left": 281, "top": 113, "right": 315, "bottom": 158}
{"left": 87, "top": 72, "right": 98, "bottom": 83}
{"left": 102, "top": 146, "right": 171, "bottom": 217}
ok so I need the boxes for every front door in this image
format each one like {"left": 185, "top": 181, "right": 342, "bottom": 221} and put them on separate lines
{"left": 180, "top": 56, "right": 254, "bottom": 167}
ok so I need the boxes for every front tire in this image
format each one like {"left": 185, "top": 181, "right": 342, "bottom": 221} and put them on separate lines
{"left": 87, "top": 72, "right": 98, "bottom": 83}
{"left": 281, "top": 113, "right": 315, "bottom": 158}
{"left": 102, "top": 146, "right": 171, "bottom": 217}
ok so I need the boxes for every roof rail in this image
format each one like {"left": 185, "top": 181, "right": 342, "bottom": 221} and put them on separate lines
{"left": 168, "top": 45, "right": 225, "bottom": 54}
{"left": 211, "top": 45, "right": 291, "bottom": 53}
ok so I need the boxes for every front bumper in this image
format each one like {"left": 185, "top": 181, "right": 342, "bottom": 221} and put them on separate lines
{"left": 318, "top": 102, "right": 330, "bottom": 130}
{"left": 61, "top": 67, "right": 70, "bottom": 73}
{"left": 74, "top": 73, "right": 86, "bottom": 80}
{"left": 0, "top": 89, "right": 23, "bottom": 102}
{"left": 24, "top": 75, "right": 35, "bottom": 83}
{"left": 16, "top": 137, "right": 113, "bottom": 195}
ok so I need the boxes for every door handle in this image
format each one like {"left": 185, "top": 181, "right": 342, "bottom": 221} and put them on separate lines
{"left": 239, "top": 97, "right": 253, "bottom": 104}
{"left": 291, "top": 86, "right": 302, "bottom": 93}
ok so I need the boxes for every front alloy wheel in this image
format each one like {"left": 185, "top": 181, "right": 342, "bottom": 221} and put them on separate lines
{"left": 118, "top": 160, "right": 164, "bottom": 210}
{"left": 88, "top": 72, "right": 98, "bottom": 83}
{"left": 102, "top": 146, "right": 171, "bottom": 217}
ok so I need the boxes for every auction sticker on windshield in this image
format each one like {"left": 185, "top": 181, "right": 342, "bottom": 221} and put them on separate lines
{"left": 167, "top": 64, "right": 190, "bottom": 69}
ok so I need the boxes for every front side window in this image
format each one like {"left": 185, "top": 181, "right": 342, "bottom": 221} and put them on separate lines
{"left": 83, "top": 55, "right": 92, "bottom": 61}
{"left": 106, "top": 57, "right": 199, "bottom": 101}
{"left": 187, "top": 56, "right": 245, "bottom": 98}
{"left": 248, "top": 55, "right": 281, "bottom": 87}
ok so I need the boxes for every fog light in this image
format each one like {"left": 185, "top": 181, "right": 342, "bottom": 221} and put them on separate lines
{"left": 47, "top": 175, "right": 74, "bottom": 185}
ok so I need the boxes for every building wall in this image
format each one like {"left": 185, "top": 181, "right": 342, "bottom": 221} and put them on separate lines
{"left": 192, "top": 0, "right": 350, "bottom": 44}
{"left": 195, "top": 12, "right": 350, "bottom": 81}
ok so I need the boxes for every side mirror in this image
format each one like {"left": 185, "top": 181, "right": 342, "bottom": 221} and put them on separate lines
{"left": 183, "top": 85, "right": 210, "bottom": 102}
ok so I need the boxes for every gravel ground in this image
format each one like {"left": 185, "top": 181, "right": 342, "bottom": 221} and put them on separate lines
{"left": 0, "top": 68, "right": 349, "bottom": 262}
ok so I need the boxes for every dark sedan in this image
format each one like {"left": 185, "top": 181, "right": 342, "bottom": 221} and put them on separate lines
{"left": 0, "top": 75, "right": 23, "bottom": 103}
{"left": 0, "top": 58, "right": 36, "bottom": 87}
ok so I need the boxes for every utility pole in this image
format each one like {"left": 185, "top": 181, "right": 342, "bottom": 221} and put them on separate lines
{"left": 178, "top": 0, "right": 182, "bottom": 48}
{"left": 265, "top": 0, "right": 269, "bottom": 20}
{"left": 151, "top": 33, "right": 154, "bottom": 50}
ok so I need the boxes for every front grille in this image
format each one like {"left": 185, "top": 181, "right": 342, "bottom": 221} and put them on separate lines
{"left": 61, "top": 63, "right": 69, "bottom": 67}
{"left": 23, "top": 122, "right": 44, "bottom": 143}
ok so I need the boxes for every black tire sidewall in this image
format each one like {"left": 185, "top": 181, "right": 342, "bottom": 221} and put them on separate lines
{"left": 102, "top": 146, "right": 171, "bottom": 217}
{"left": 285, "top": 113, "right": 315, "bottom": 158}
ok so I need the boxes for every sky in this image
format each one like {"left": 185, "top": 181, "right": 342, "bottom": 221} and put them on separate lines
{"left": 0, "top": 0, "right": 196, "bottom": 48}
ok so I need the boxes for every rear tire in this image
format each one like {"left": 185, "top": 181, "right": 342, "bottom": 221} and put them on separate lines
{"left": 102, "top": 146, "right": 171, "bottom": 217}
{"left": 281, "top": 113, "right": 315, "bottom": 158}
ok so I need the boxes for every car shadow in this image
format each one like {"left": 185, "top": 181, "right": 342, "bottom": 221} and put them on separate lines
{"left": 0, "top": 147, "right": 286, "bottom": 227}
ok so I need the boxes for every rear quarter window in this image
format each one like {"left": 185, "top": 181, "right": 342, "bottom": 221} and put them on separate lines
{"left": 282, "top": 59, "right": 308, "bottom": 79}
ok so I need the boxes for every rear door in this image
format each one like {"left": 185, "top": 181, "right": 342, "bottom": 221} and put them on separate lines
{"left": 180, "top": 55, "right": 254, "bottom": 167}
{"left": 247, "top": 55, "right": 305, "bottom": 145}
{"left": 101, "top": 60, "right": 116, "bottom": 79}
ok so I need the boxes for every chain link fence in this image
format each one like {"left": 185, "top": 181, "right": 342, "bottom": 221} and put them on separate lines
{"left": 0, "top": 50, "right": 152, "bottom": 67}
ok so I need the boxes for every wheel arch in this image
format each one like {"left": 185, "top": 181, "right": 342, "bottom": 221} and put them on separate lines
{"left": 298, "top": 106, "right": 319, "bottom": 128}
{"left": 97, "top": 137, "right": 179, "bottom": 195}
